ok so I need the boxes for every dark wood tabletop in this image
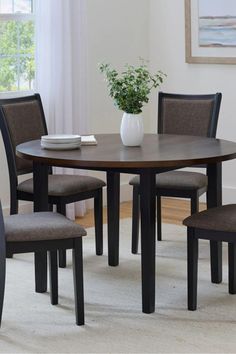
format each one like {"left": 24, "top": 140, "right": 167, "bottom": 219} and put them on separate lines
{"left": 16, "top": 134, "right": 236, "bottom": 169}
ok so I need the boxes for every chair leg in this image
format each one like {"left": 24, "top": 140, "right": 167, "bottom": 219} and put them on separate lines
{"left": 156, "top": 195, "right": 162, "bottom": 241}
{"left": 210, "top": 241, "right": 222, "bottom": 284}
{"left": 94, "top": 189, "right": 103, "bottom": 255}
{"left": 7, "top": 197, "right": 18, "bottom": 259}
{"left": 6, "top": 250, "right": 13, "bottom": 258}
{"left": 187, "top": 227, "right": 198, "bottom": 311}
{"left": 131, "top": 187, "right": 140, "bottom": 254}
{"left": 191, "top": 192, "right": 199, "bottom": 215}
{"left": 228, "top": 243, "right": 236, "bottom": 294}
{"left": 0, "top": 246, "right": 6, "bottom": 327}
{"left": 10, "top": 195, "right": 18, "bottom": 215}
{"left": 49, "top": 251, "right": 58, "bottom": 305}
{"left": 73, "top": 238, "right": 84, "bottom": 325}
{"left": 57, "top": 203, "right": 67, "bottom": 268}
{"left": 58, "top": 250, "right": 66, "bottom": 268}
{"left": 48, "top": 203, "right": 54, "bottom": 211}
{"left": 35, "top": 252, "right": 47, "bottom": 293}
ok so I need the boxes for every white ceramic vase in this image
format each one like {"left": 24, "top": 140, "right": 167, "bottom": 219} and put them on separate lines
{"left": 120, "top": 112, "right": 144, "bottom": 146}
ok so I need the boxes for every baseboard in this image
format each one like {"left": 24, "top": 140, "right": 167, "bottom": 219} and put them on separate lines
{"left": 90, "top": 184, "right": 236, "bottom": 207}
{"left": 2, "top": 183, "right": 132, "bottom": 216}
{"left": 3, "top": 185, "right": 234, "bottom": 216}
{"left": 117, "top": 185, "right": 236, "bottom": 205}
{"left": 87, "top": 182, "right": 132, "bottom": 209}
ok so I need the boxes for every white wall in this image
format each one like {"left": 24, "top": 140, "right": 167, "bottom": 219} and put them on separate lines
{"left": 149, "top": 0, "right": 236, "bottom": 203}
{"left": 86, "top": 0, "right": 150, "bottom": 133}
{"left": 85, "top": 0, "right": 150, "bottom": 202}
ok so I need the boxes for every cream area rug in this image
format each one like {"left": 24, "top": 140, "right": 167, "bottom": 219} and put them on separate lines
{"left": 0, "top": 219, "right": 236, "bottom": 354}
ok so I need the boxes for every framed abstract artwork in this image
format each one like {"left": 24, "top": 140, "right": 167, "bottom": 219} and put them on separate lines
{"left": 185, "top": 0, "right": 236, "bottom": 64}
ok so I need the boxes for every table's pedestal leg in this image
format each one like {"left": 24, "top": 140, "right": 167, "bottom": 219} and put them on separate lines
{"left": 33, "top": 162, "right": 48, "bottom": 293}
{"left": 207, "top": 163, "right": 222, "bottom": 284}
{"left": 140, "top": 171, "right": 156, "bottom": 313}
{"left": 107, "top": 172, "right": 120, "bottom": 266}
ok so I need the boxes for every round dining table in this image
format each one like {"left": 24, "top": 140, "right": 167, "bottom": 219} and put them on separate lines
{"left": 16, "top": 134, "right": 236, "bottom": 314}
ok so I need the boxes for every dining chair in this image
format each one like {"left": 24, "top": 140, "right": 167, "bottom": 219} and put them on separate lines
{"left": 183, "top": 204, "right": 236, "bottom": 310}
{"left": 0, "top": 94, "right": 105, "bottom": 267}
{"left": 129, "top": 92, "right": 222, "bottom": 254}
{"left": 0, "top": 200, "right": 86, "bottom": 326}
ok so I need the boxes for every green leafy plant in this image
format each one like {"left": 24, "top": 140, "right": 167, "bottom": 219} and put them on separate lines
{"left": 99, "top": 60, "right": 166, "bottom": 114}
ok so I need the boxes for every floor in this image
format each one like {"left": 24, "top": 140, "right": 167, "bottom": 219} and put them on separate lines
{"left": 2, "top": 219, "right": 236, "bottom": 353}
{"left": 76, "top": 197, "right": 206, "bottom": 228}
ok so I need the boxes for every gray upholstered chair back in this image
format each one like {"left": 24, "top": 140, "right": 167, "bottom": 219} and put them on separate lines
{"left": 158, "top": 92, "right": 222, "bottom": 138}
{"left": 0, "top": 95, "right": 47, "bottom": 175}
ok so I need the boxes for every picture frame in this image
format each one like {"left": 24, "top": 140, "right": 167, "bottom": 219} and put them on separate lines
{"left": 185, "top": 0, "right": 236, "bottom": 64}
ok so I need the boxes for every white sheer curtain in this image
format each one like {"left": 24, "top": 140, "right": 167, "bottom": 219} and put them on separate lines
{"left": 35, "top": 0, "right": 89, "bottom": 219}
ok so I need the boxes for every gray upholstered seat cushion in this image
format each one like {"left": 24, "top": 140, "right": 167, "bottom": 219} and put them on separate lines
{"left": 129, "top": 171, "right": 207, "bottom": 191}
{"left": 4, "top": 212, "right": 87, "bottom": 242}
{"left": 183, "top": 204, "right": 236, "bottom": 232}
{"left": 18, "top": 174, "right": 106, "bottom": 197}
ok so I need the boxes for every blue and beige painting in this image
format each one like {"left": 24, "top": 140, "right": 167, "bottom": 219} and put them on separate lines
{"left": 198, "top": 0, "right": 236, "bottom": 47}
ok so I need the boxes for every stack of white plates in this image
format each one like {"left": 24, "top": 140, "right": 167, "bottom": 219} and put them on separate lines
{"left": 41, "top": 134, "right": 81, "bottom": 150}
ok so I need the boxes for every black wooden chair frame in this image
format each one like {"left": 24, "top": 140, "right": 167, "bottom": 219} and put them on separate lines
{"left": 0, "top": 94, "right": 103, "bottom": 266}
{"left": 0, "top": 207, "right": 85, "bottom": 326}
{"left": 131, "top": 92, "right": 222, "bottom": 254}
{"left": 187, "top": 226, "right": 236, "bottom": 311}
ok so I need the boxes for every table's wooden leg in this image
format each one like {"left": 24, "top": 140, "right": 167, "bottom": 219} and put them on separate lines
{"left": 140, "top": 171, "right": 156, "bottom": 313}
{"left": 33, "top": 162, "right": 48, "bottom": 293}
{"left": 207, "top": 163, "right": 222, "bottom": 284}
{"left": 107, "top": 172, "right": 120, "bottom": 266}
